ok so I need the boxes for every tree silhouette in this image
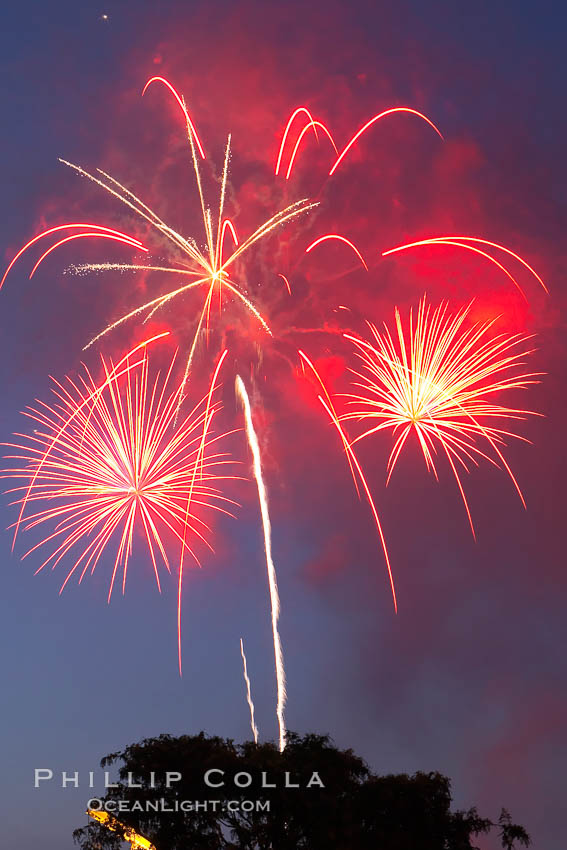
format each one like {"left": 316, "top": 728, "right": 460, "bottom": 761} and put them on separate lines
{"left": 73, "top": 732, "right": 530, "bottom": 850}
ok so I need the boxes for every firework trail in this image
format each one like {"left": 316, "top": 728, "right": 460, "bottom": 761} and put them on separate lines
{"left": 298, "top": 350, "right": 397, "bottom": 611}
{"left": 235, "top": 375, "right": 286, "bottom": 752}
{"left": 278, "top": 273, "right": 292, "bottom": 295}
{"left": 382, "top": 236, "right": 548, "bottom": 299}
{"left": 2, "top": 346, "right": 237, "bottom": 601}
{"left": 341, "top": 297, "right": 540, "bottom": 535}
{"left": 276, "top": 105, "right": 443, "bottom": 179}
{"left": 305, "top": 235, "right": 369, "bottom": 271}
{"left": 240, "top": 637, "right": 259, "bottom": 744}
{"left": 0, "top": 223, "right": 148, "bottom": 291}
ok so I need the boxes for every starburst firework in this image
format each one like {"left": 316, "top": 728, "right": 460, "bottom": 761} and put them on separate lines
{"left": 2, "top": 343, "right": 236, "bottom": 603}
{"left": 1, "top": 76, "right": 317, "bottom": 417}
{"left": 341, "top": 298, "right": 540, "bottom": 534}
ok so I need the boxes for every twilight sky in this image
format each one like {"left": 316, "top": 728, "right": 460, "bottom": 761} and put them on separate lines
{"left": 1, "top": 1, "right": 566, "bottom": 848}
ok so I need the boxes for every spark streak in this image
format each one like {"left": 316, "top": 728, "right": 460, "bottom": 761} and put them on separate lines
{"left": 177, "top": 350, "right": 229, "bottom": 676}
{"left": 382, "top": 236, "right": 548, "bottom": 296}
{"left": 235, "top": 375, "right": 286, "bottom": 752}
{"left": 142, "top": 75, "right": 206, "bottom": 159}
{"left": 298, "top": 350, "right": 397, "bottom": 611}
{"left": 1, "top": 223, "right": 147, "bottom": 289}
{"left": 275, "top": 107, "right": 320, "bottom": 175}
{"left": 240, "top": 637, "right": 259, "bottom": 743}
{"left": 305, "top": 234, "right": 369, "bottom": 271}
{"left": 329, "top": 107, "right": 443, "bottom": 175}
{"left": 284, "top": 119, "right": 338, "bottom": 179}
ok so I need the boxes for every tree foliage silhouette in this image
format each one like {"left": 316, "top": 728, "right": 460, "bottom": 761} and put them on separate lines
{"left": 73, "top": 732, "right": 530, "bottom": 850}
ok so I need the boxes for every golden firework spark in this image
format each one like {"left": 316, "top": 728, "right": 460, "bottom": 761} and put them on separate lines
{"left": 341, "top": 297, "right": 540, "bottom": 535}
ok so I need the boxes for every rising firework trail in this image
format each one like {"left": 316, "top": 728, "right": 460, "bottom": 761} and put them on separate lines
{"left": 341, "top": 297, "right": 540, "bottom": 535}
{"left": 235, "top": 375, "right": 286, "bottom": 752}
{"left": 240, "top": 637, "right": 259, "bottom": 744}
{"left": 2, "top": 345, "right": 236, "bottom": 603}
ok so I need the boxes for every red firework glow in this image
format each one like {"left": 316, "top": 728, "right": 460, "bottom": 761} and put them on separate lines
{"left": 340, "top": 298, "right": 540, "bottom": 536}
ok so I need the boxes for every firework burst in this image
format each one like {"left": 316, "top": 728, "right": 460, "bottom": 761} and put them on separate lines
{"left": 1, "top": 76, "right": 317, "bottom": 418}
{"left": 341, "top": 297, "right": 540, "bottom": 535}
{"left": 2, "top": 342, "right": 237, "bottom": 604}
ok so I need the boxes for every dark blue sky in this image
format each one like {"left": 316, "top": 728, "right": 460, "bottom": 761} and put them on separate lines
{"left": 1, "top": 1, "right": 566, "bottom": 848}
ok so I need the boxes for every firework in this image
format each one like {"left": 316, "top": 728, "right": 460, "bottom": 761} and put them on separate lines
{"left": 278, "top": 273, "right": 292, "bottom": 295}
{"left": 1, "top": 79, "right": 447, "bottom": 400}
{"left": 235, "top": 375, "right": 286, "bottom": 752}
{"left": 1, "top": 77, "right": 317, "bottom": 417}
{"left": 382, "top": 236, "right": 548, "bottom": 299}
{"left": 2, "top": 71, "right": 545, "bottom": 731}
{"left": 298, "top": 350, "right": 397, "bottom": 611}
{"left": 2, "top": 343, "right": 236, "bottom": 606}
{"left": 305, "top": 235, "right": 369, "bottom": 271}
{"left": 341, "top": 297, "right": 540, "bottom": 535}
{"left": 276, "top": 105, "right": 443, "bottom": 179}
{"left": 0, "top": 223, "right": 148, "bottom": 291}
{"left": 240, "top": 637, "right": 259, "bottom": 744}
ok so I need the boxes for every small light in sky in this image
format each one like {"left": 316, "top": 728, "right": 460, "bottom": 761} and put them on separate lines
{"left": 100, "top": 13, "right": 109, "bottom": 21}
